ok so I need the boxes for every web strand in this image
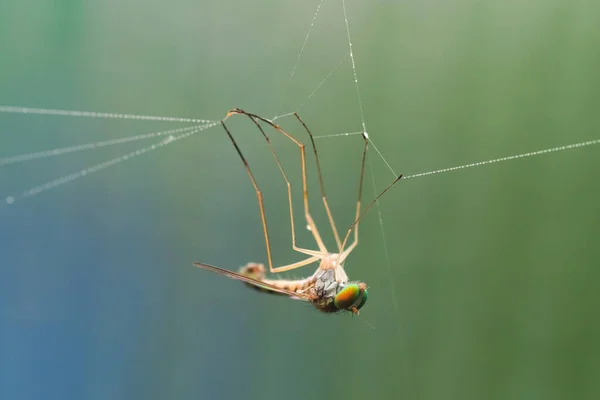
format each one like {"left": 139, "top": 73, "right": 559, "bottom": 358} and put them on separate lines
{"left": 368, "top": 157, "right": 402, "bottom": 332}
{"left": 0, "top": 105, "right": 214, "bottom": 124}
{"left": 312, "top": 131, "right": 363, "bottom": 139}
{"left": 340, "top": 0, "right": 402, "bottom": 331}
{"left": 273, "top": 0, "right": 326, "bottom": 121}
{"left": 271, "top": 112, "right": 295, "bottom": 122}
{"left": 2, "top": 122, "right": 219, "bottom": 206}
{"left": 0, "top": 125, "right": 204, "bottom": 166}
{"left": 273, "top": 53, "right": 348, "bottom": 121}
{"left": 290, "top": 0, "right": 325, "bottom": 78}
{"left": 295, "top": 52, "right": 349, "bottom": 112}
{"left": 398, "top": 138, "right": 600, "bottom": 181}
{"left": 341, "top": 0, "right": 366, "bottom": 133}
{"left": 367, "top": 136, "right": 400, "bottom": 178}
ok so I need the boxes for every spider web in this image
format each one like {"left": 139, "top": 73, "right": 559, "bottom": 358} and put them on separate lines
{"left": 1, "top": 1, "right": 599, "bottom": 331}
{"left": 1, "top": 1, "right": 598, "bottom": 204}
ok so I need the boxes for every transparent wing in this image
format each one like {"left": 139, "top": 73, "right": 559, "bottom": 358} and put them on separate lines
{"left": 192, "top": 262, "right": 311, "bottom": 301}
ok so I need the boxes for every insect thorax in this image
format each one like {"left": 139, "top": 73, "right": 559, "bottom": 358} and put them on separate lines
{"left": 311, "top": 268, "right": 345, "bottom": 313}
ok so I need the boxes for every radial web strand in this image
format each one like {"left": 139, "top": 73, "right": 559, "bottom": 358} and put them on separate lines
{"left": 0, "top": 125, "right": 205, "bottom": 166}
{"left": 340, "top": 0, "right": 402, "bottom": 331}
{"left": 290, "top": 0, "right": 326, "bottom": 78}
{"left": 0, "top": 105, "right": 214, "bottom": 124}
{"left": 2, "top": 122, "right": 218, "bottom": 206}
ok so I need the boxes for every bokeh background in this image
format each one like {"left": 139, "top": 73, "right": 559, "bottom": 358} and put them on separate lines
{"left": 1, "top": 1, "right": 599, "bottom": 399}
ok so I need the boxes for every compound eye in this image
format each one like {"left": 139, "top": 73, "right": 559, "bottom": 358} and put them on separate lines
{"left": 334, "top": 284, "right": 361, "bottom": 310}
{"left": 356, "top": 288, "right": 368, "bottom": 310}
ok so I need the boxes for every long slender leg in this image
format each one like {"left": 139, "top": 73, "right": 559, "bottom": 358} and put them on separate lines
{"left": 340, "top": 155, "right": 403, "bottom": 262}
{"left": 294, "top": 112, "right": 343, "bottom": 252}
{"left": 221, "top": 120, "right": 321, "bottom": 274}
{"left": 241, "top": 114, "right": 322, "bottom": 258}
{"left": 339, "top": 132, "right": 368, "bottom": 262}
{"left": 227, "top": 109, "right": 328, "bottom": 254}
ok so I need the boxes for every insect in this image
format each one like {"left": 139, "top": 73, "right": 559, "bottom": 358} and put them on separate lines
{"left": 194, "top": 108, "right": 402, "bottom": 315}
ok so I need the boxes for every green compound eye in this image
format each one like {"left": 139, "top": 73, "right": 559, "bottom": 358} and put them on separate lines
{"left": 334, "top": 284, "right": 367, "bottom": 310}
{"left": 356, "top": 288, "right": 368, "bottom": 310}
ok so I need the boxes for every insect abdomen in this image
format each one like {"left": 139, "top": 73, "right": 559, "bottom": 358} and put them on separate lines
{"left": 238, "top": 262, "right": 314, "bottom": 297}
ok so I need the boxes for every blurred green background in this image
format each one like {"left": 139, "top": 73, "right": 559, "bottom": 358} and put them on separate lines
{"left": 1, "top": 1, "right": 599, "bottom": 399}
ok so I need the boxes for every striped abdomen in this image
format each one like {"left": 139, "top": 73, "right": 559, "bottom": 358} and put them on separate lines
{"left": 239, "top": 263, "right": 315, "bottom": 296}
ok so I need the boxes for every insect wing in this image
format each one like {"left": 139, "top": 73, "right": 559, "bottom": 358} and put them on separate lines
{"left": 192, "top": 262, "right": 309, "bottom": 301}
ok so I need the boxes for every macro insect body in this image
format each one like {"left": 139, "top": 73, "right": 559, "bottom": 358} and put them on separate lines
{"left": 194, "top": 108, "right": 402, "bottom": 316}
